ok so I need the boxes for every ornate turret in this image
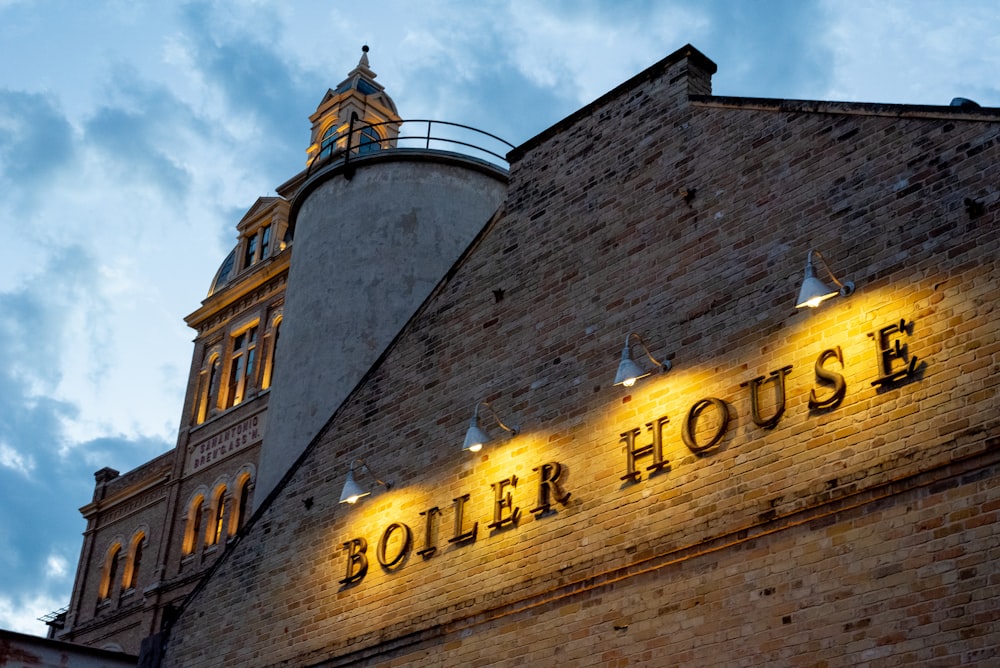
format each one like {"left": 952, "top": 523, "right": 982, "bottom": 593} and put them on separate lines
{"left": 305, "top": 46, "right": 402, "bottom": 164}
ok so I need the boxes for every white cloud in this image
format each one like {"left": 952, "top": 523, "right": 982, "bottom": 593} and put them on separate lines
{"left": 0, "top": 442, "right": 35, "bottom": 476}
{"left": 821, "top": 0, "right": 1000, "bottom": 106}
{"left": 0, "top": 592, "right": 62, "bottom": 636}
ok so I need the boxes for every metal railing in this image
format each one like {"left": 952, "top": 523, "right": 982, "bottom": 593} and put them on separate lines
{"left": 305, "top": 118, "right": 514, "bottom": 179}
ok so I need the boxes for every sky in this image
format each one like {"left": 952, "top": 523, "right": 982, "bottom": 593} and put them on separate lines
{"left": 1, "top": 0, "right": 999, "bottom": 638}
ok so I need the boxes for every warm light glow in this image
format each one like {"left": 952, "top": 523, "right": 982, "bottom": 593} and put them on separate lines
{"left": 467, "top": 443, "right": 483, "bottom": 453}
{"left": 622, "top": 377, "right": 637, "bottom": 387}
{"left": 343, "top": 495, "right": 360, "bottom": 505}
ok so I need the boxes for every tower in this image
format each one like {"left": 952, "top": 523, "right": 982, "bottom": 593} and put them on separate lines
{"left": 254, "top": 49, "right": 510, "bottom": 504}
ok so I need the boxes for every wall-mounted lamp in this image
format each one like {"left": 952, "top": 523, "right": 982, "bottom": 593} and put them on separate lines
{"left": 614, "top": 332, "right": 672, "bottom": 387}
{"left": 463, "top": 401, "right": 519, "bottom": 453}
{"left": 796, "top": 249, "right": 855, "bottom": 308}
{"left": 339, "top": 459, "right": 392, "bottom": 504}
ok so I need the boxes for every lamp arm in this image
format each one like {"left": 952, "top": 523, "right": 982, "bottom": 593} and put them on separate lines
{"left": 477, "top": 401, "right": 519, "bottom": 436}
{"left": 624, "top": 332, "right": 671, "bottom": 372}
{"left": 808, "top": 250, "right": 855, "bottom": 296}
{"left": 352, "top": 458, "right": 392, "bottom": 490}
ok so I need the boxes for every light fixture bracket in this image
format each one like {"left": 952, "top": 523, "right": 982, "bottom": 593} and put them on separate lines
{"left": 614, "top": 332, "right": 672, "bottom": 387}
{"left": 463, "top": 400, "right": 519, "bottom": 452}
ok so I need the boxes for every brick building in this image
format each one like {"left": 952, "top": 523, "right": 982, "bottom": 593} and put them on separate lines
{"left": 63, "top": 44, "right": 999, "bottom": 666}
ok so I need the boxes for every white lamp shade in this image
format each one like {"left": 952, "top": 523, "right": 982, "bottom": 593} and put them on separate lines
{"left": 339, "top": 469, "right": 370, "bottom": 504}
{"left": 463, "top": 421, "right": 491, "bottom": 452}
{"left": 796, "top": 274, "right": 839, "bottom": 308}
{"left": 614, "top": 354, "right": 649, "bottom": 387}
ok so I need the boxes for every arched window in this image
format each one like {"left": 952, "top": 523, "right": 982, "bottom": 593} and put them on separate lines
{"left": 320, "top": 124, "right": 338, "bottom": 158}
{"left": 231, "top": 472, "right": 254, "bottom": 533}
{"left": 262, "top": 317, "right": 281, "bottom": 390}
{"left": 194, "top": 353, "right": 221, "bottom": 425}
{"left": 209, "top": 486, "right": 227, "bottom": 546}
{"left": 124, "top": 532, "right": 145, "bottom": 590}
{"left": 99, "top": 544, "right": 122, "bottom": 600}
{"left": 358, "top": 125, "right": 382, "bottom": 155}
{"left": 183, "top": 496, "right": 204, "bottom": 555}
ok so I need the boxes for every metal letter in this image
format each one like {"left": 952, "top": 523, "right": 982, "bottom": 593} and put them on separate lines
{"left": 741, "top": 365, "right": 793, "bottom": 429}
{"left": 376, "top": 523, "right": 412, "bottom": 570}
{"left": 619, "top": 415, "right": 670, "bottom": 482}
{"left": 531, "top": 462, "right": 571, "bottom": 516}
{"left": 682, "top": 398, "right": 730, "bottom": 453}
{"left": 809, "top": 347, "right": 846, "bottom": 410}
{"left": 487, "top": 476, "right": 520, "bottom": 530}
{"left": 416, "top": 506, "right": 440, "bottom": 558}
{"left": 447, "top": 493, "right": 478, "bottom": 544}
{"left": 339, "top": 537, "right": 368, "bottom": 585}
{"left": 869, "top": 319, "right": 919, "bottom": 387}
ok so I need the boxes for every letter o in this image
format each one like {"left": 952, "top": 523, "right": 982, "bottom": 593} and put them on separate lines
{"left": 682, "top": 397, "right": 730, "bottom": 453}
{"left": 377, "top": 523, "right": 412, "bottom": 570}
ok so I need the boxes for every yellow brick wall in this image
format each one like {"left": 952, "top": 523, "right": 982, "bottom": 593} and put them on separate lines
{"left": 163, "top": 49, "right": 1000, "bottom": 666}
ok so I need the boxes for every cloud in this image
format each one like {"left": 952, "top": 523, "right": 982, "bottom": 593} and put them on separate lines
{"left": 0, "top": 89, "right": 76, "bottom": 214}
{"left": 821, "top": 0, "right": 1000, "bottom": 106}
{"left": 0, "top": 442, "right": 35, "bottom": 476}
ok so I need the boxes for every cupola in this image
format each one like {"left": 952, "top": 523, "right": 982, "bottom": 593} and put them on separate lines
{"left": 305, "top": 45, "right": 402, "bottom": 164}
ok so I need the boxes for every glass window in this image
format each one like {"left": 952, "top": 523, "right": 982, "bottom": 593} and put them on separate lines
{"left": 243, "top": 234, "right": 258, "bottom": 270}
{"left": 263, "top": 321, "right": 280, "bottom": 390}
{"left": 236, "top": 481, "right": 251, "bottom": 532}
{"left": 225, "top": 327, "right": 258, "bottom": 408}
{"left": 127, "top": 537, "right": 144, "bottom": 590}
{"left": 320, "top": 124, "right": 337, "bottom": 158}
{"left": 185, "top": 498, "right": 203, "bottom": 556}
{"left": 101, "top": 545, "right": 121, "bottom": 600}
{"left": 211, "top": 491, "right": 226, "bottom": 545}
{"left": 259, "top": 225, "right": 271, "bottom": 260}
{"left": 358, "top": 126, "right": 381, "bottom": 155}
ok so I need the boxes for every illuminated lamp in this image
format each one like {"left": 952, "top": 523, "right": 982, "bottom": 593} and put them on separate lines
{"left": 614, "top": 332, "right": 672, "bottom": 387}
{"left": 795, "top": 249, "right": 855, "bottom": 309}
{"left": 339, "top": 459, "right": 392, "bottom": 504}
{"left": 463, "top": 401, "right": 519, "bottom": 452}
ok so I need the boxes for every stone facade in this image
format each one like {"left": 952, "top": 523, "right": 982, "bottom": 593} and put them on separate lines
{"left": 156, "top": 45, "right": 1000, "bottom": 666}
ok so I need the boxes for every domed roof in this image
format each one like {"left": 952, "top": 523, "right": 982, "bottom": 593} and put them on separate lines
{"left": 207, "top": 248, "right": 236, "bottom": 297}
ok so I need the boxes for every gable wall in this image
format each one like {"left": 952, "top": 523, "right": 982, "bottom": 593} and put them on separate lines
{"left": 163, "top": 52, "right": 1000, "bottom": 667}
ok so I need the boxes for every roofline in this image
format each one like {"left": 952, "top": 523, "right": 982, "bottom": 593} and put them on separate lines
{"left": 285, "top": 148, "right": 509, "bottom": 237}
{"left": 508, "top": 43, "right": 717, "bottom": 163}
{"left": 691, "top": 95, "right": 1000, "bottom": 121}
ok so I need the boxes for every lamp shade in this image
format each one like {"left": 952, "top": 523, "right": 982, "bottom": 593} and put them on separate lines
{"left": 614, "top": 354, "right": 650, "bottom": 387}
{"left": 796, "top": 249, "right": 855, "bottom": 308}
{"left": 463, "top": 420, "right": 492, "bottom": 452}
{"left": 338, "top": 468, "right": 370, "bottom": 504}
{"left": 796, "top": 269, "right": 839, "bottom": 309}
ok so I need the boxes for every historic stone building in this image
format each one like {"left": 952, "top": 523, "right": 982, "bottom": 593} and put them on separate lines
{"left": 58, "top": 44, "right": 999, "bottom": 666}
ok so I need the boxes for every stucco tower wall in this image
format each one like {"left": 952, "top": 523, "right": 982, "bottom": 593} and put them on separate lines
{"left": 255, "top": 156, "right": 507, "bottom": 505}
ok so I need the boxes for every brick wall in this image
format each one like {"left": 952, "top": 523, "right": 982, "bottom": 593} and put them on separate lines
{"left": 163, "top": 46, "right": 1000, "bottom": 666}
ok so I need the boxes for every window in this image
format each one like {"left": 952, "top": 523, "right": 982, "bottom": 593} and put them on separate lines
{"left": 259, "top": 225, "right": 271, "bottom": 260}
{"left": 183, "top": 497, "right": 204, "bottom": 556}
{"left": 320, "top": 124, "right": 338, "bottom": 158}
{"left": 243, "top": 234, "right": 258, "bottom": 270}
{"left": 209, "top": 487, "right": 227, "bottom": 546}
{"left": 125, "top": 532, "right": 145, "bottom": 590}
{"left": 225, "top": 326, "right": 258, "bottom": 408}
{"left": 99, "top": 544, "right": 121, "bottom": 600}
{"left": 233, "top": 474, "right": 253, "bottom": 533}
{"left": 194, "top": 353, "right": 221, "bottom": 425}
{"left": 358, "top": 125, "right": 382, "bottom": 154}
{"left": 262, "top": 319, "right": 281, "bottom": 390}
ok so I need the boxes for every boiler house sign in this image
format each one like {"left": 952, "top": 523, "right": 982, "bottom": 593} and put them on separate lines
{"left": 339, "top": 319, "right": 921, "bottom": 585}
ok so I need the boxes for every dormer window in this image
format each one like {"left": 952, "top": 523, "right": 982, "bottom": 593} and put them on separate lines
{"left": 259, "top": 225, "right": 271, "bottom": 259}
{"left": 243, "top": 234, "right": 257, "bottom": 270}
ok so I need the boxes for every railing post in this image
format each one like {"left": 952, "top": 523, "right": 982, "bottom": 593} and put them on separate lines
{"left": 426, "top": 121, "right": 432, "bottom": 150}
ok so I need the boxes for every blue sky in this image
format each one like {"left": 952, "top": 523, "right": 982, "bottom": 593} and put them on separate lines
{"left": 1, "top": 0, "right": 998, "bottom": 637}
